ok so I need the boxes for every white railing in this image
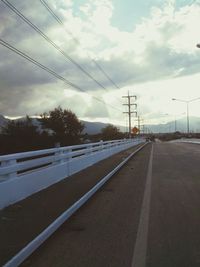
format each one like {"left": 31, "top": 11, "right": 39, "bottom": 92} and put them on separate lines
{"left": 0, "top": 138, "right": 145, "bottom": 209}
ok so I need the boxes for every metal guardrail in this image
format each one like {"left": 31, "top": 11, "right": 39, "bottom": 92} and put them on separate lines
{"left": 0, "top": 138, "right": 145, "bottom": 209}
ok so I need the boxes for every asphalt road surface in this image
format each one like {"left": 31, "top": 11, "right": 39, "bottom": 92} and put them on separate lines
{"left": 3, "top": 141, "right": 200, "bottom": 267}
{"left": 146, "top": 142, "right": 200, "bottom": 267}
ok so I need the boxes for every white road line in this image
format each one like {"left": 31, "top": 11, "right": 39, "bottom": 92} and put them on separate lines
{"left": 131, "top": 144, "right": 154, "bottom": 267}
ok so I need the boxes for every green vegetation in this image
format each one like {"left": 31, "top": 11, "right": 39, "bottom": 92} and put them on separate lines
{"left": 0, "top": 107, "right": 128, "bottom": 155}
{"left": 101, "top": 124, "right": 124, "bottom": 141}
{"left": 1, "top": 116, "right": 37, "bottom": 137}
{"left": 40, "top": 106, "right": 84, "bottom": 146}
{"left": 0, "top": 108, "right": 84, "bottom": 155}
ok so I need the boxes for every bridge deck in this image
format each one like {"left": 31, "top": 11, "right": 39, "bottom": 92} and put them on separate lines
{"left": 0, "top": 143, "right": 144, "bottom": 266}
{"left": 2, "top": 142, "right": 200, "bottom": 267}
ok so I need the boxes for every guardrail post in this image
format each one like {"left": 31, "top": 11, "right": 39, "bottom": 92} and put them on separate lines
{"left": 0, "top": 159, "right": 17, "bottom": 181}
{"left": 53, "top": 148, "right": 64, "bottom": 165}
{"left": 100, "top": 140, "right": 104, "bottom": 151}
{"left": 87, "top": 144, "right": 93, "bottom": 155}
{"left": 65, "top": 148, "right": 72, "bottom": 177}
{"left": 65, "top": 148, "right": 72, "bottom": 162}
{"left": 61, "top": 148, "right": 73, "bottom": 164}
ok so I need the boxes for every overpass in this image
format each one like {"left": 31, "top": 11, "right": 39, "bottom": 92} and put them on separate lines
{"left": 1, "top": 139, "right": 200, "bottom": 266}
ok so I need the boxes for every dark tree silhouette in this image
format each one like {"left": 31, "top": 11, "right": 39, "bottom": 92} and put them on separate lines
{"left": 101, "top": 124, "right": 124, "bottom": 140}
{"left": 2, "top": 116, "right": 38, "bottom": 138}
{"left": 40, "top": 106, "right": 84, "bottom": 145}
{"left": 0, "top": 116, "right": 45, "bottom": 154}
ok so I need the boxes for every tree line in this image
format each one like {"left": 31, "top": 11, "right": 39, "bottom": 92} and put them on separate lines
{"left": 0, "top": 107, "right": 126, "bottom": 155}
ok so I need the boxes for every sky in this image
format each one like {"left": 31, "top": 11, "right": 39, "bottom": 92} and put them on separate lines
{"left": 1, "top": 0, "right": 200, "bottom": 127}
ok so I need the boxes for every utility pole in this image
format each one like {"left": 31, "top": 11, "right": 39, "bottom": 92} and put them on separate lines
{"left": 135, "top": 116, "right": 144, "bottom": 134}
{"left": 137, "top": 116, "right": 141, "bottom": 133}
{"left": 122, "top": 92, "right": 137, "bottom": 138}
{"left": 140, "top": 124, "right": 145, "bottom": 134}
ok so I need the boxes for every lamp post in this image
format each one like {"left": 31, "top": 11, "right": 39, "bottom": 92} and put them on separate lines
{"left": 172, "top": 98, "right": 200, "bottom": 134}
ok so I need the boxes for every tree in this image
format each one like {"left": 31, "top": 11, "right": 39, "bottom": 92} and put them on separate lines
{"left": 0, "top": 116, "right": 42, "bottom": 154}
{"left": 40, "top": 106, "right": 84, "bottom": 145}
{"left": 101, "top": 124, "right": 124, "bottom": 140}
{"left": 2, "top": 116, "right": 38, "bottom": 138}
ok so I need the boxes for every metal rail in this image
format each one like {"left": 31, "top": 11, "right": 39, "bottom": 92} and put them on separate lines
{"left": 3, "top": 142, "right": 149, "bottom": 267}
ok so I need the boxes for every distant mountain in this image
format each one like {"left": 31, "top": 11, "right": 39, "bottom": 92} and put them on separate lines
{"left": 81, "top": 120, "right": 109, "bottom": 134}
{"left": 82, "top": 117, "right": 200, "bottom": 134}
{"left": 1, "top": 114, "right": 200, "bottom": 134}
{"left": 146, "top": 116, "right": 200, "bottom": 133}
{"left": 81, "top": 121, "right": 128, "bottom": 134}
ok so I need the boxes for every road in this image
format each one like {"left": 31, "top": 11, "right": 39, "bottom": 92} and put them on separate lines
{"left": 147, "top": 142, "right": 200, "bottom": 267}
{"left": 3, "top": 141, "right": 200, "bottom": 266}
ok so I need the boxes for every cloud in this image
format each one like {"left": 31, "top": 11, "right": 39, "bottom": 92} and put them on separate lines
{"left": 1, "top": 0, "right": 200, "bottom": 124}
{"left": 84, "top": 100, "right": 110, "bottom": 119}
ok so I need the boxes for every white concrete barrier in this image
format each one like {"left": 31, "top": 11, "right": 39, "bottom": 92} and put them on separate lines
{"left": 0, "top": 138, "right": 145, "bottom": 209}
{"left": 171, "top": 138, "right": 200, "bottom": 144}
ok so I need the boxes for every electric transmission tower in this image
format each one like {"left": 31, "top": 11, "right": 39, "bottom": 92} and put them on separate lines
{"left": 135, "top": 116, "right": 144, "bottom": 134}
{"left": 122, "top": 92, "right": 137, "bottom": 138}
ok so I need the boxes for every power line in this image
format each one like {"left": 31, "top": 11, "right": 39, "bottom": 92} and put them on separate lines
{"left": 40, "top": 0, "right": 121, "bottom": 91}
{"left": 40, "top": 0, "right": 80, "bottom": 45}
{"left": 1, "top": 0, "right": 114, "bottom": 94}
{"left": 0, "top": 38, "right": 122, "bottom": 113}
{"left": 92, "top": 60, "right": 120, "bottom": 89}
{"left": 39, "top": 0, "right": 122, "bottom": 108}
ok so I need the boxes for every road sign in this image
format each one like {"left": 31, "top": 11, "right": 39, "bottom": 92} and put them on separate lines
{"left": 132, "top": 127, "right": 139, "bottom": 134}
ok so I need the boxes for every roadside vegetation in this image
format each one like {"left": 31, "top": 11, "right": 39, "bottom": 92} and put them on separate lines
{"left": 0, "top": 107, "right": 84, "bottom": 155}
{"left": 0, "top": 107, "right": 127, "bottom": 155}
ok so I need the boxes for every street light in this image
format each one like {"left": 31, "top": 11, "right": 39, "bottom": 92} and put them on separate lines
{"left": 172, "top": 98, "right": 200, "bottom": 133}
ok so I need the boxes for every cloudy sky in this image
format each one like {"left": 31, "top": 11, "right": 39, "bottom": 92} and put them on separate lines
{"left": 1, "top": 0, "right": 200, "bottom": 127}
